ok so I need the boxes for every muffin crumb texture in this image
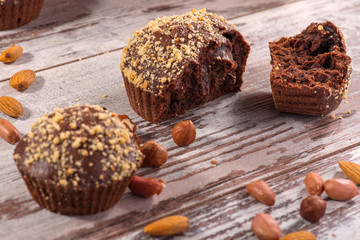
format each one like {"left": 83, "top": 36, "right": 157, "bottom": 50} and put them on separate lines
{"left": 269, "top": 21, "right": 352, "bottom": 116}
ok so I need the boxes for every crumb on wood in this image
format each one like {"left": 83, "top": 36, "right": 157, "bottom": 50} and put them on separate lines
{"left": 330, "top": 114, "right": 335, "bottom": 119}
{"left": 102, "top": 94, "right": 108, "bottom": 99}
{"left": 211, "top": 160, "right": 217, "bottom": 166}
{"left": 337, "top": 116, "right": 342, "bottom": 119}
{"left": 348, "top": 110, "right": 351, "bottom": 114}
{"left": 78, "top": 58, "right": 82, "bottom": 61}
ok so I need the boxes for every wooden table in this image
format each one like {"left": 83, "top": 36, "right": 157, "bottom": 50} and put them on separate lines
{"left": 1, "top": 0, "right": 360, "bottom": 239}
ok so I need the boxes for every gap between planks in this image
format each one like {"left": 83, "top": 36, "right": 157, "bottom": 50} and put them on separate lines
{"left": 73, "top": 140, "right": 360, "bottom": 240}
{"left": 0, "top": 0, "right": 304, "bottom": 83}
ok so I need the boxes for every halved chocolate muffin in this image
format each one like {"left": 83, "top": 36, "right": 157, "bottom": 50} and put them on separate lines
{"left": 269, "top": 21, "right": 352, "bottom": 116}
{"left": 13, "top": 104, "right": 143, "bottom": 215}
{"left": 0, "top": 0, "right": 44, "bottom": 30}
{"left": 121, "top": 8, "right": 250, "bottom": 123}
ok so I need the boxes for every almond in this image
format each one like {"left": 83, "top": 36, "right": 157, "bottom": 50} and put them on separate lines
{"left": 251, "top": 213, "right": 281, "bottom": 240}
{"left": 141, "top": 140, "right": 168, "bottom": 167}
{"left": 9, "top": 69, "right": 36, "bottom": 90}
{"left": 280, "top": 231, "right": 316, "bottom": 240}
{"left": 339, "top": 161, "right": 360, "bottom": 184}
{"left": 324, "top": 178, "right": 358, "bottom": 201}
{"left": 128, "top": 176, "right": 165, "bottom": 198}
{"left": 246, "top": 180, "right": 276, "bottom": 206}
{"left": 0, "top": 119, "right": 20, "bottom": 144}
{"left": 144, "top": 215, "right": 189, "bottom": 236}
{"left": 0, "top": 46, "right": 23, "bottom": 63}
{"left": 0, "top": 96, "right": 24, "bottom": 118}
{"left": 304, "top": 172, "right": 324, "bottom": 195}
{"left": 299, "top": 195, "right": 326, "bottom": 222}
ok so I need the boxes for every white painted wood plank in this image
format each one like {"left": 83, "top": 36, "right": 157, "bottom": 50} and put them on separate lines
{"left": 0, "top": 0, "right": 360, "bottom": 239}
{"left": 0, "top": 0, "right": 300, "bottom": 81}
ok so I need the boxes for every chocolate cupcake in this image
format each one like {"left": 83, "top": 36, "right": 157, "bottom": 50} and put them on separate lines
{"left": 269, "top": 21, "right": 352, "bottom": 116}
{"left": 0, "top": 0, "right": 44, "bottom": 30}
{"left": 121, "top": 8, "right": 250, "bottom": 123}
{"left": 13, "top": 104, "right": 143, "bottom": 215}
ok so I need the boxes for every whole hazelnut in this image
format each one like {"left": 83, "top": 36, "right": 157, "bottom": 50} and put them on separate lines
{"left": 300, "top": 195, "right": 326, "bottom": 222}
{"left": 171, "top": 120, "right": 196, "bottom": 146}
{"left": 141, "top": 140, "right": 168, "bottom": 167}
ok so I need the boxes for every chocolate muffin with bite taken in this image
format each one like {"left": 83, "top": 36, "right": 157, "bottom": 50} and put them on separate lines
{"left": 269, "top": 21, "right": 352, "bottom": 116}
{"left": 121, "top": 8, "right": 250, "bottom": 123}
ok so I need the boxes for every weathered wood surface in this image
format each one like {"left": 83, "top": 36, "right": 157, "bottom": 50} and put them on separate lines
{"left": 0, "top": 0, "right": 300, "bottom": 81}
{"left": 1, "top": 0, "right": 360, "bottom": 239}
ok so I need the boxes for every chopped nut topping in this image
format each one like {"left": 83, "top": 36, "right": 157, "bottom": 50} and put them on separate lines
{"left": 121, "top": 8, "right": 235, "bottom": 95}
{"left": 13, "top": 104, "right": 143, "bottom": 188}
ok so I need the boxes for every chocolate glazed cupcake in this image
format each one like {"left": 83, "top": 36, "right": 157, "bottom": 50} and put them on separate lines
{"left": 121, "top": 8, "right": 250, "bottom": 123}
{"left": 0, "top": 0, "right": 44, "bottom": 30}
{"left": 13, "top": 104, "right": 143, "bottom": 215}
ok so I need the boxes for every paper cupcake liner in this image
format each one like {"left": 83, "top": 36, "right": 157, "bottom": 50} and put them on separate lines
{"left": 271, "top": 64, "right": 352, "bottom": 116}
{"left": 0, "top": 0, "right": 44, "bottom": 30}
{"left": 21, "top": 174, "right": 132, "bottom": 215}
{"left": 123, "top": 76, "right": 172, "bottom": 124}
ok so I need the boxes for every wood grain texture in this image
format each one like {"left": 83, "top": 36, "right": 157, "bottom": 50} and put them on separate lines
{"left": 121, "top": 146, "right": 360, "bottom": 240}
{"left": 0, "top": 0, "right": 300, "bottom": 81}
{"left": 0, "top": 0, "right": 360, "bottom": 239}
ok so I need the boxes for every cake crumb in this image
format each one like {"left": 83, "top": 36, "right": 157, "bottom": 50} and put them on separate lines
{"left": 76, "top": 98, "right": 80, "bottom": 102}
{"left": 210, "top": 160, "right": 217, "bottom": 166}
{"left": 121, "top": 84, "right": 124, "bottom": 87}
{"left": 337, "top": 116, "right": 343, "bottom": 119}
{"left": 347, "top": 110, "right": 351, "bottom": 114}
{"left": 318, "top": 25, "right": 324, "bottom": 30}
{"left": 102, "top": 94, "right": 108, "bottom": 99}
{"left": 330, "top": 114, "right": 335, "bottom": 119}
{"left": 78, "top": 58, "right": 82, "bottom": 61}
